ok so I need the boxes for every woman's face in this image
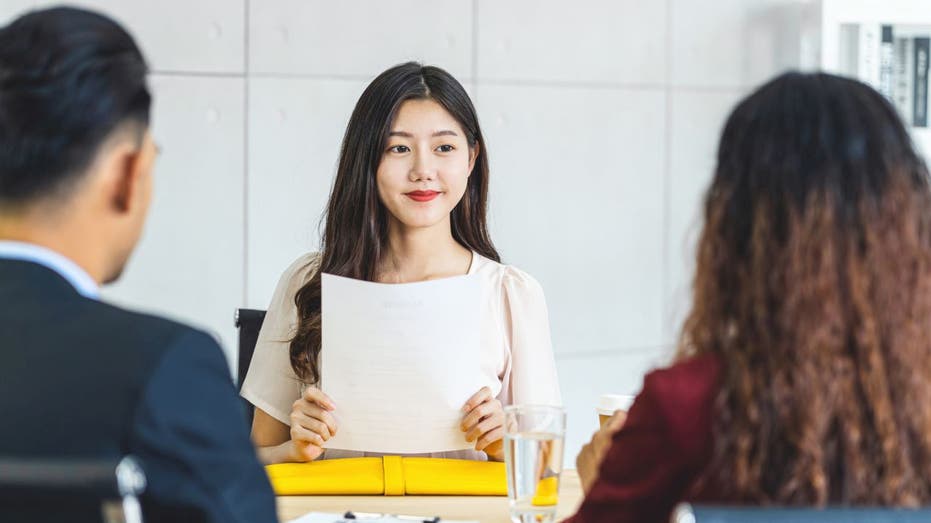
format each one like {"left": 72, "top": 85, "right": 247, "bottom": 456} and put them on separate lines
{"left": 376, "top": 98, "right": 477, "bottom": 231}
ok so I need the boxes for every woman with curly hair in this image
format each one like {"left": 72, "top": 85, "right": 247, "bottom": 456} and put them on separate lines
{"left": 567, "top": 71, "right": 931, "bottom": 522}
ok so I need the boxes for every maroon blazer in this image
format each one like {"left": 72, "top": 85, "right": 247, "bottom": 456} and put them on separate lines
{"left": 565, "top": 354, "right": 721, "bottom": 523}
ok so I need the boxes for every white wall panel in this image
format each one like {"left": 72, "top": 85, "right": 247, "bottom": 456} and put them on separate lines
{"left": 478, "top": 84, "right": 667, "bottom": 354}
{"left": 34, "top": 0, "right": 245, "bottom": 73}
{"left": 671, "top": 0, "right": 804, "bottom": 88}
{"left": 477, "top": 0, "right": 666, "bottom": 85}
{"left": 246, "top": 78, "right": 367, "bottom": 309}
{"left": 250, "top": 0, "right": 472, "bottom": 79}
{"left": 665, "top": 89, "right": 743, "bottom": 342}
{"left": 104, "top": 75, "right": 245, "bottom": 372}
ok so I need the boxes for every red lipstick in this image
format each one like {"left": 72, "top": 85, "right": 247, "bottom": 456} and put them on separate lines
{"left": 405, "top": 190, "right": 440, "bottom": 202}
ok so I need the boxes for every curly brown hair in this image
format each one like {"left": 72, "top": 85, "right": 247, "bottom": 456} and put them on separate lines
{"left": 679, "top": 72, "right": 931, "bottom": 505}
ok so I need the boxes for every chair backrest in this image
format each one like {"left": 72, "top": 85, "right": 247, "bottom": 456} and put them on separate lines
{"left": 234, "top": 308, "right": 267, "bottom": 427}
{"left": 0, "top": 455, "right": 145, "bottom": 523}
{"left": 672, "top": 503, "right": 931, "bottom": 523}
{"left": 234, "top": 308, "right": 267, "bottom": 387}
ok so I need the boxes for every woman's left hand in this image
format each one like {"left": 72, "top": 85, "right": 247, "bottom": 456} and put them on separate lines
{"left": 461, "top": 386, "right": 505, "bottom": 461}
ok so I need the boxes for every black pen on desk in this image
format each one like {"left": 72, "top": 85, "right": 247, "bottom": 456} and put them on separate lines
{"left": 343, "top": 511, "right": 441, "bottom": 523}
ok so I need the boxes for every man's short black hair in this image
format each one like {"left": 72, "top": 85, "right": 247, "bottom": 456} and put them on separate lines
{"left": 0, "top": 6, "right": 150, "bottom": 206}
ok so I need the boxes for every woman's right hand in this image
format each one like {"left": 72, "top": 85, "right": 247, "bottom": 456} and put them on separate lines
{"left": 286, "top": 385, "right": 338, "bottom": 462}
{"left": 577, "top": 410, "right": 626, "bottom": 493}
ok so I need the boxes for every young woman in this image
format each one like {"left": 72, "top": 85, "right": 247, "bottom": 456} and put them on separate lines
{"left": 568, "top": 72, "right": 931, "bottom": 522}
{"left": 241, "top": 62, "right": 561, "bottom": 464}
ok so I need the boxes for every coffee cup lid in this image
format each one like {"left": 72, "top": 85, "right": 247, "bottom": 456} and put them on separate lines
{"left": 596, "top": 393, "right": 636, "bottom": 415}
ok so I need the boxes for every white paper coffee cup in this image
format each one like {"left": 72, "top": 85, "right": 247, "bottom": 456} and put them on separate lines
{"left": 596, "top": 394, "right": 636, "bottom": 427}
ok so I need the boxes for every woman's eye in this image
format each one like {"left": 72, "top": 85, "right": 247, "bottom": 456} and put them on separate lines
{"left": 436, "top": 144, "right": 455, "bottom": 153}
{"left": 388, "top": 145, "right": 410, "bottom": 153}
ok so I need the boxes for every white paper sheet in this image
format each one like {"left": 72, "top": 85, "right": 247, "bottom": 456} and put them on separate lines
{"left": 321, "top": 272, "right": 490, "bottom": 454}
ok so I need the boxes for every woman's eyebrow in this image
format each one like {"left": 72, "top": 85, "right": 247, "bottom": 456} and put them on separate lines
{"left": 387, "top": 130, "right": 459, "bottom": 137}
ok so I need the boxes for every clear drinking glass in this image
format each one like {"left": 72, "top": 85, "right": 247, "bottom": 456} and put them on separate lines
{"left": 504, "top": 405, "right": 567, "bottom": 523}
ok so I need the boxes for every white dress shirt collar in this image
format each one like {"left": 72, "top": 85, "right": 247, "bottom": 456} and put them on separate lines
{"left": 0, "top": 240, "right": 99, "bottom": 299}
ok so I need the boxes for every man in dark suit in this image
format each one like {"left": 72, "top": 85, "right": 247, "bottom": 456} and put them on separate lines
{"left": 0, "top": 7, "right": 277, "bottom": 522}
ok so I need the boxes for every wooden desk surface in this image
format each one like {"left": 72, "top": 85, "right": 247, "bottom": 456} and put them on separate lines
{"left": 276, "top": 470, "right": 583, "bottom": 522}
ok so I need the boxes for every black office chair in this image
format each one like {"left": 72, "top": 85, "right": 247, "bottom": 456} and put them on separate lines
{"left": 672, "top": 503, "right": 931, "bottom": 523}
{"left": 0, "top": 455, "right": 146, "bottom": 523}
{"left": 234, "top": 308, "right": 267, "bottom": 428}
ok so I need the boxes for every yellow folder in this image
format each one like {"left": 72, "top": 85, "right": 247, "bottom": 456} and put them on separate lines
{"left": 266, "top": 457, "right": 507, "bottom": 496}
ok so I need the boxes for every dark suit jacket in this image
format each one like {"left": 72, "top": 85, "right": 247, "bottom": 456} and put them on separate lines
{"left": 0, "top": 259, "right": 278, "bottom": 523}
{"left": 565, "top": 354, "right": 721, "bottom": 523}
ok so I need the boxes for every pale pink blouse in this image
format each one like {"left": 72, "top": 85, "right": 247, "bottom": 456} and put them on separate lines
{"left": 240, "top": 251, "right": 562, "bottom": 460}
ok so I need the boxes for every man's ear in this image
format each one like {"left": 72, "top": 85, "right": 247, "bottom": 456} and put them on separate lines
{"left": 110, "top": 146, "right": 145, "bottom": 214}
